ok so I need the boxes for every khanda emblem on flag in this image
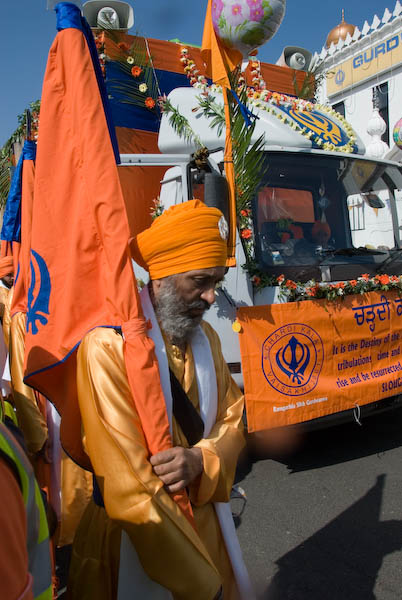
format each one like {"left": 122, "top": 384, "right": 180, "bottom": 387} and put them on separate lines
{"left": 262, "top": 324, "right": 324, "bottom": 396}
{"left": 276, "top": 335, "right": 310, "bottom": 384}
{"left": 27, "top": 249, "right": 51, "bottom": 335}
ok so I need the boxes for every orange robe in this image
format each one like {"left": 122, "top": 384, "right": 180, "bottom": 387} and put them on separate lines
{"left": 68, "top": 321, "right": 245, "bottom": 600}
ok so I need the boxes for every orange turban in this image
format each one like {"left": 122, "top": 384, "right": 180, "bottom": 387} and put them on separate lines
{"left": 0, "top": 256, "right": 14, "bottom": 279}
{"left": 130, "top": 200, "right": 228, "bottom": 279}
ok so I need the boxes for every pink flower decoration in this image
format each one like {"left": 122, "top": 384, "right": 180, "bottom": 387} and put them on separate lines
{"left": 212, "top": 0, "right": 224, "bottom": 21}
{"left": 227, "top": 3, "right": 244, "bottom": 25}
{"left": 250, "top": 6, "right": 264, "bottom": 21}
{"left": 232, "top": 4, "right": 243, "bottom": 16}
{"left": 247, "top": 0, "right": 262, "bottom": 5}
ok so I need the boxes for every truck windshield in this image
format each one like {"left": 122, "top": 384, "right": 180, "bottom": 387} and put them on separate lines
{"left": 253, "top": 152, "right": 402, "bottom": 277}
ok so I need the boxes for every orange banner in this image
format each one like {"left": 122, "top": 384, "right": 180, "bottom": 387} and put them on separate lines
{"left": 237, "top": 291, "right": 402, "bottom": 431}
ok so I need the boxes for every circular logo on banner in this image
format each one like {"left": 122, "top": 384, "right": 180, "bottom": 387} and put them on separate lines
{"left": 262, "top": 323, "right": 324, "bottom": 397}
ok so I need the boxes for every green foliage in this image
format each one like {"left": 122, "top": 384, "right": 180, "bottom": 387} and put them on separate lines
{"left": 226, "top": 74, "right": 267, "bottom": 217}
{"left": 196, "top": 95, "right": 225, "bottom": 137}
{"left": 292, "top": 68, "right": 329, "bottom": 102}
{"left": 277, "top": 218, "right": 293, "bottom": 232}
{"left": 106, "top": 34, "right": 159, "bottom": 108}
{"left": 163, "top": 99, "right": 203, "bottom": 148}
{"left": 1, "top": 100, "right": 40, "bottom": 160}
{"left": 0, "top": 100, "right": 41, "bottom": 209}
{"left": 197, "top": 75, "right": 267, "bottom": 225}
{"left": 292, "top": 70, "right": 316, "bottom": 101}
{"left": 0, "top": 156, "right": 12, "bottom": 210}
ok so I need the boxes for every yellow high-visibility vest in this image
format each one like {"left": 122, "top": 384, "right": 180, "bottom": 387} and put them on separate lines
{"left": 0, "top": 421, "right": 52, "bottom": 599}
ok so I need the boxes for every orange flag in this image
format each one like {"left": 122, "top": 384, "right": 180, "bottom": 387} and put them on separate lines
{"left": 201, "top": 0, "right": 242, "bottom": 266}
{"left": 24, "top": 3, "right": 193, "bottom": 523}
{"left": 11, "top": 141, "right": 36, "bottom": 316}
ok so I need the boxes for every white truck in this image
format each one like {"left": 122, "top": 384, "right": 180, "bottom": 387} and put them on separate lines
{"left": 124, "top": 84, "right": 402, "bottom": 431}
{"left": 82, "top": 0, "right": 402, "bottom": 431}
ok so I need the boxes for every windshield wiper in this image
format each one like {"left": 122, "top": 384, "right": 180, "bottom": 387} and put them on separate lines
{"left": 319, "top": 247, "right": 386, "bottom": 257}
{"left": 375, "top": 248, "right": 402, "bottom": 273}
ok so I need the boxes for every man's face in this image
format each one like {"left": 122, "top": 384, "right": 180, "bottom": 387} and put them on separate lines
{"left": 1, "top": 273, "right": 13, "bottom": 289}
{"left": 153, "top": 266, "right": 226, "bottom": 346}
{"left": 169, "top": 267, "right": 226, "bottom": 314}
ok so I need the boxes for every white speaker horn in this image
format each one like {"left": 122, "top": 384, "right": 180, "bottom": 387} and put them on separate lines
{"left": 276, "top": 46, "right": 313, "bottom": 72}
{"left": 82, "top": 0, "right": 134, "bottom": 31}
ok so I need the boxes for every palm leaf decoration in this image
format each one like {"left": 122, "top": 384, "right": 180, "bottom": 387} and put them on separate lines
{"left": 193, "top": 74, "right": 267, "bottom": 223}
{"left": 0, "top": 156, "right": 12, "bottom": 210}
{"left": 102, "top": 32, "right": 160, "bottom": 108}
{"left": 196, "top": 95, "right": 225, "bottom": 137}
{"left": 227, "top": 73, "right": 267, "bottom": 218}
{"left": 162, "top": 99, "right": 203, "bottom": 149}
{"left": 0, "top": 100, "right": 40, "bottom": 210}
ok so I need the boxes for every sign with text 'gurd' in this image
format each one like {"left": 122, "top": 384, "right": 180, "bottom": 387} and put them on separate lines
{"left": 326, "top": 31, "right": 402, "bottom": 97}
{"left": 237, "top": 291, "right": 402, "bottom": 431}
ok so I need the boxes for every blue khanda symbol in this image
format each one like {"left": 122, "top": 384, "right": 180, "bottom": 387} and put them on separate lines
{"left": 27, "top": 249, "right": 51, "bottom": 335}
{"left": 276, "top": 335, "right": 311, "bottom": 385}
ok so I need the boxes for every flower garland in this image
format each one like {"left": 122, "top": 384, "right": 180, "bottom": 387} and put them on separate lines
{"left": 150, "top": 196, "right": 164, "bottom": 220}
{"left": 94, "top": 35, "right": 157, "bottom": 111}
{"left": 257, "top": 273, "right": 402, "bottom": 303}
{"left": 248, "top": 92, "right": 357, "bottom": 153}
{"left": 179, "top": 47, "right": 356, "bottom": 153}
{"left": 177, "top": 45, "right": 362, "bottom": 286}
{"left": 179, "top": 47, "right": 209, "bottom": 90}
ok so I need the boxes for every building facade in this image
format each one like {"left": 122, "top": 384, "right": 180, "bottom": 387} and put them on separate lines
{"left": 313, "top": 3, "right": 402, "bottom": 159}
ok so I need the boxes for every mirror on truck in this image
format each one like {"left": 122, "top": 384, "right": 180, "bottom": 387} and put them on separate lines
{"left": 190, "top": 170, "right": 229, "bottom": 225}
{"left": 363, "top": 192, "right": 385, "bottom": 209}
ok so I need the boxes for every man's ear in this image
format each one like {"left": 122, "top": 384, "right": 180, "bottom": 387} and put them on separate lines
{"left": 151, "top": 279, "right": 162, "bottom": 297}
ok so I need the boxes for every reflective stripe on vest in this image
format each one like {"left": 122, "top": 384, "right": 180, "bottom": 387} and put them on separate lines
{"left": 2, "top": 398, "right": 18, "bottom": 426}
{"left": 0, "top": 422, "right": 52, "bottom": 599}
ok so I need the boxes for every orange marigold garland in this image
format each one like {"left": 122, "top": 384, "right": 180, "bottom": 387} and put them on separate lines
{"left": 271, "top": 273, "right": 402, "bottom": 303}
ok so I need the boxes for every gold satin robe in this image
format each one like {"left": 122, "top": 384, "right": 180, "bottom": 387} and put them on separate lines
{"left": 10, "top": 311, "right": 48, "bottom": 455}
{"left": 68, "top": 321, "right": 245, "bottom": 600}
{"left": 0, "top": 285, "right": 11, "bottom": 350}
{"left": 10, "top": 311, "right": 92, "bottom": 546}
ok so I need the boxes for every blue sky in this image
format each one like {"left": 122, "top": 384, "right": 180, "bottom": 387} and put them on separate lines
{"left": 0, "top": 0, "right": 396, "bottom": 146}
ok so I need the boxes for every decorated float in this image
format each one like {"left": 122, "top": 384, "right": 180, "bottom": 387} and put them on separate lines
{"left": 5, "top": 0, "right": 402, "bottom": 434}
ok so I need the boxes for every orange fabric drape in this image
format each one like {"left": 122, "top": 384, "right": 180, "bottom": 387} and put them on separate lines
{"left": 24, "top": 16, "right": 193, "bottom": 524}
{"left": 201, "top": 0, "right": 242, "bottom": 266}
{"left": 11, "top": 156, "right": 35, "bottom": 316}
{"left": 0, "top": 241, "right": 17, "bottom": 277}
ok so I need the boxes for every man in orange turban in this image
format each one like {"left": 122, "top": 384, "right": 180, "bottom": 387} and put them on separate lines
{"left": 68, "top": 201, "right": 253, "bottom": 599}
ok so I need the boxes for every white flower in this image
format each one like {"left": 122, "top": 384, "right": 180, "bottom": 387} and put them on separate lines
{"left": 127, "top": 56, "right": 134, "bottom": 64}
{"left": 139, "top": 83, "right": 148, "bottom": 93}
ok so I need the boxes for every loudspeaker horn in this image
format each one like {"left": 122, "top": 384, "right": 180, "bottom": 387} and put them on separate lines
{"left": 276, "top": 46, "right": 313, "bottom": 72}
{"left": 82, "top": 0, "right": 134, "bottom": 31}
